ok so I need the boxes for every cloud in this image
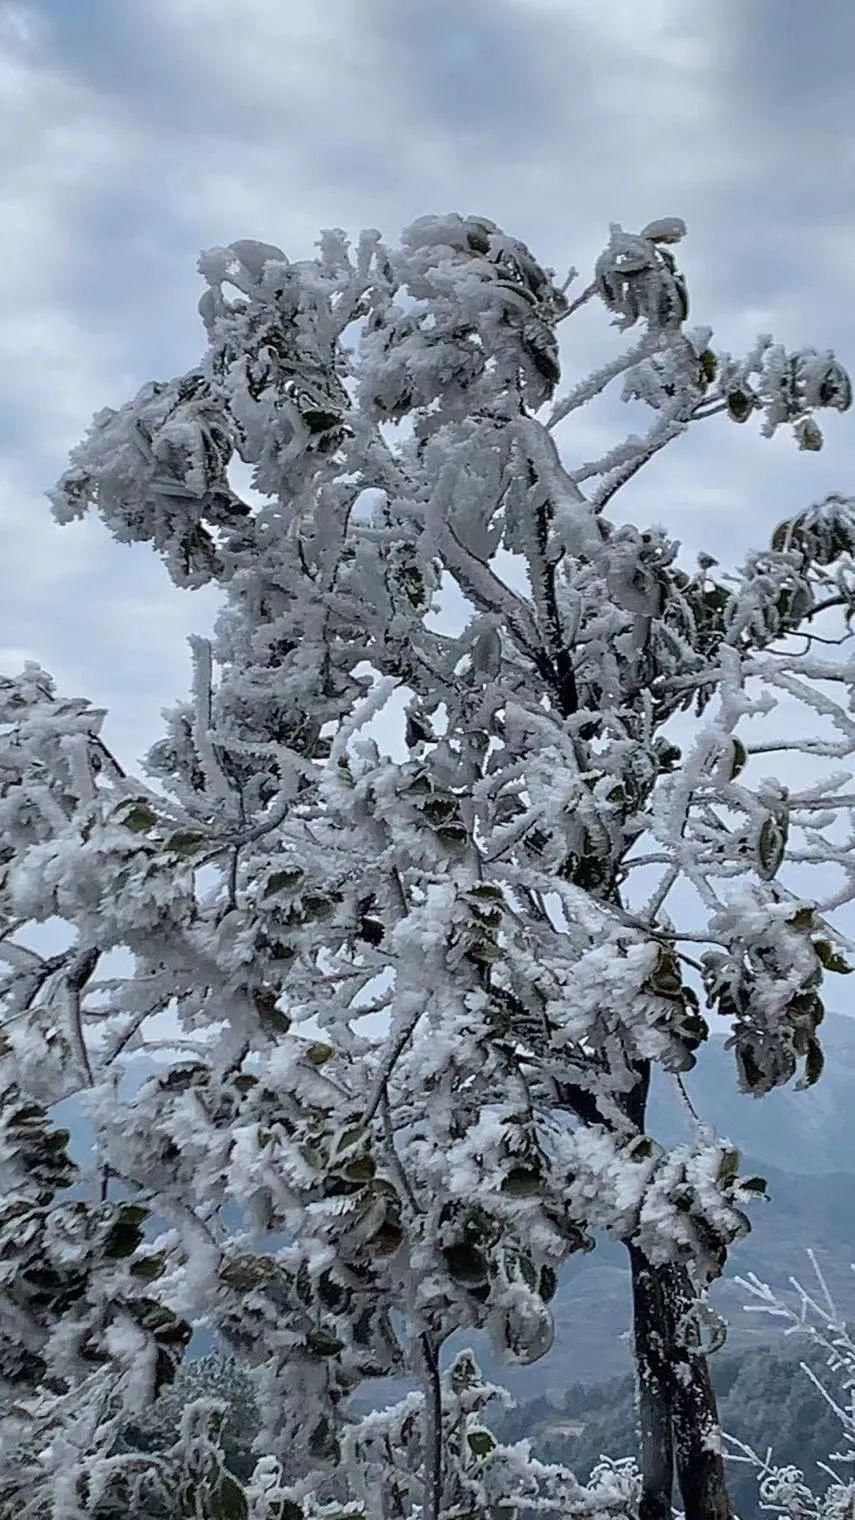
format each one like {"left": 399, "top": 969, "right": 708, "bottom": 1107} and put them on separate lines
{"left": 1, "top": 0, "right": 853, "bottom": 767}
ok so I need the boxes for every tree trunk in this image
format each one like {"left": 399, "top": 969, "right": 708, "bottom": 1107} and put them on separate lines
{"left": 627, "top": 1250, "right": 733, "bottom": 1520}
{"left": 628, "top": 1243, "right": 674, "bottom": 1520}
{"left": 621, "top": 1062, "right": 733, "bottom": 1520}
{"left": 662, "top": 1262, "right": 733, "bottom": 1520}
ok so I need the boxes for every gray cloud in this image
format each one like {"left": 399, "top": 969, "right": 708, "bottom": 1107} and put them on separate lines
{"left": 1, "top": 0, "right": 852, "bottom": 766}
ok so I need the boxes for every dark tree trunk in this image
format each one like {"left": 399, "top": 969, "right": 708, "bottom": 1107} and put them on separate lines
{"left": 628, "top": 1243, "right": 674, "bottom": 1520}
{"left": 622, "top": 1064, "right": 732, "bottom": 1520}
{"left": 627, "top": 1249, "right": 732, "bottom": 1520}
{"left": 662, "top": 1262, "right": 733, "bottom": 1520}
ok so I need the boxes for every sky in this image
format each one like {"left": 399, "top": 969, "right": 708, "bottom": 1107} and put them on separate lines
{"left": 1, "top": 0, "right": 854, "bottom": 770}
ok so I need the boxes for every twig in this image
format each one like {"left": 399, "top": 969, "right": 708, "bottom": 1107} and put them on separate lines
{"left": 363, "top": 1007, "right": 426, "bottom": 1124}
{"left": 555, "top": 279, "right": 596, "bottom": 325}
{"left": 420, "top": 1332, "right": 443, "bottom": 1520}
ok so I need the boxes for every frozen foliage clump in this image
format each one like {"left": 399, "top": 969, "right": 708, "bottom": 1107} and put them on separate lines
{"left": 2, "top": 210, "right": 854, "bottom": 1518}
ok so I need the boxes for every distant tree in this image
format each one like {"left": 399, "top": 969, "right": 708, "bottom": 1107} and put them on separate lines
{"left": 1, "top": 210, "right": 854, "bottom": 1518}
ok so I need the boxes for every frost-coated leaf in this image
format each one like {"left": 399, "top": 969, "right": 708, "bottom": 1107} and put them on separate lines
{"left": 756, "top": 814, "right": 787, "bottom": 880}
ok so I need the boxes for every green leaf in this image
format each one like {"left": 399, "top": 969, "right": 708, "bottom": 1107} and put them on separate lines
{"left": 306, "top": 1328, "right": 344, "bottom": 1357}
{"left": 467, "top": 1428, "right": 496, "bottom": 1458}
{"left": 443, "top": 1242, "right": 489, "bottom": 1286}
{"left": 165, "top": 829, "right": 207, "bottom": 858}
{"left": 334, "top": 1125, "right": 367, "bottom": 1155}
{"left": 421, "top": 796, "right": 458, "bottom": 824}
{"left": 464, "top": 882, "right": 504, "bottom": 904}
{"left": 814, "top": 939, "right": 853, "bottom": 975}
{"left": 302, "top": 408, "right": 341, "bottom": 435}
{"left": 727, "top": 388, "right": 754, "bottom": 423}
{"left": 103, "top": 1204, "right": 148, "bottom": 1258}
{"left": 369, "top": 1219, "right": 404, "bottom": 1256}
{"left": 717, "top": 1147, "right": 741, "bottom": 1183}
{"left": 740, "top": 1175, "right": 768, "bottom": 1195}
{"left": 118, "top": 802, "right": 158, "bottom": 833}
{"left": 501, "top": 1166, "right": 541, "bottom": 1197}
{"left": 130, "top": 1252, "right": 166, "bottom": 1281}
{"left": 306, "top": 1042, "right": 333, "bottom": 1066}
{"left": 219, "top": 1255, "right": 276, "bottom": 1291}
{"left": 757, "top": 815, "right": 787, "bottom": 881}
{"left": 263, "top": 867, "right": 305, "bottom": 897}
{"left": 300, "top": 893, "right": 335, "bottom": 920}
{"left": 465, "top": 936, "right": 502, "bottom": 966}
{"left": 435, "top": 822, "right": 468, "bottom": 850}
{"left": 215, "top": 1474, "right": 248, "bottom": 1520}
{"left": 730, "top": 737, "right": 747, "bottom": 778}
{"left": 798, "top": 1036, "right": 825, "bottom": 1090}
{"left": 343, "top": 1155, "right": 376, "bottom": 1184}
{"left": 539, "top": 1265, "right": 557, "bottom": 1303}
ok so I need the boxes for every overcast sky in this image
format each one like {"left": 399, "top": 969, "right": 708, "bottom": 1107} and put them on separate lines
{"left": 2, "top": 0, "right": 854, "bottom": 769}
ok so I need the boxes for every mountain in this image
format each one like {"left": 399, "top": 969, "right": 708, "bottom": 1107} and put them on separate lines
{"left": 653, "top": 1011, "right": 855, "bottom": 1176}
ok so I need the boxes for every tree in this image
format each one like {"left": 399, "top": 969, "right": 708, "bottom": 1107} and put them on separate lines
{"left": 1, "top": 209, "right": 853, "bottom": 1518}
{"left": 729, "top": 1254, "right": 855, "bottom": 1517}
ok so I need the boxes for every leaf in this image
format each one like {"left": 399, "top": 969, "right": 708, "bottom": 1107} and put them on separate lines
{"left": 435, "top": 822, "right": 468, "bottom": 850}
{"left": 118, "top": 802, "right": 158, "bottom": 833}
{"left": 465, "top": 936, "right": 502, "bottom": 966}
{"left": 165, "top": 829, "right": 207, "bottom": 858}
{"left": 717, "top": 1147, "right": 741, "bottom": 1183}
{"left": 539, "top": 1264, "right": 557, "bottom": 1303}
{"left": 306, "top": 1328, "right": 344, "bottom": 1357}
{"left": 756, "top": 815, "right": 787, "bottom": 881}
{"left": 467, "top": 1428, "right": 496, "bottom": 1458}
{"left": 343, "top": 1155, "right": 376, "bottom": 1184}
{"left": 796, "top": 416, "right": 823, "bottom": 452}
{"left": 405, "top": 710, "right": 432, "bottom": 747}
{"left": 334, "top": 1125, "right": 367, "bottom": 1156}
{"left": 814, "top": 939, "right": 853, "bottom": 975}
{"left": 130, "top": 1252, "right": 166, "bottom": 1281}
{"left": 263, "top": 867, "right": 305, "bottom": 897}
{"left": 370, "top": 1219, "right": 404, "bottom": 1256}
{"left": 103, "top": 1204, "right": 148, "bottom": 1258}
{"left": 727, "top": 388, "right": 754, "bottom": 423}
{"left": 219, "top": 1255, "right": 277, "bottom": 1291}
{"left": 730, "top": 737, "right": 747, "bottom": 778}
{"left": 464, "top": 882, "right": 504, "bottom": 904}
{"left": 444, "top": 1242, "right": 489, "bottom": 1286}
{"left": 797, "top": 1036, "right": 825, "bottom": 1091}
{"left": 640, "top": 216, "right": 687, "bottom": 244}
{"left": 215, "top": 1475, "right": 249, "bottom": 1520}
{"left": 306, "top": 1042, "right": 333, "bottom": 1066}
{"left": 302, "top": 408, "right": 341, "bottom": 435}
{"left": 300, "top": 893, "right": 335, "bottom": 920}
{"left": 501, "top": 1166, "right": 541, "bottom": 1197}
{"left": 740, "top": 1175, "right": 768, "bottom": 1195}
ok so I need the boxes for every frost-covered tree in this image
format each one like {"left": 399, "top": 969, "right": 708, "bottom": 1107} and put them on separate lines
{"left": 1, "top": 210, "right": 854, "bottom": 1519}
{"left": 729, "top": 1254, "right": 855, "bottom": 1518}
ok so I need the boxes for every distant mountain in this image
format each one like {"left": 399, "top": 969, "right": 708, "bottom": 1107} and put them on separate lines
{"left": 652, "top": 1011, "right": 855, "bottom": 1176}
